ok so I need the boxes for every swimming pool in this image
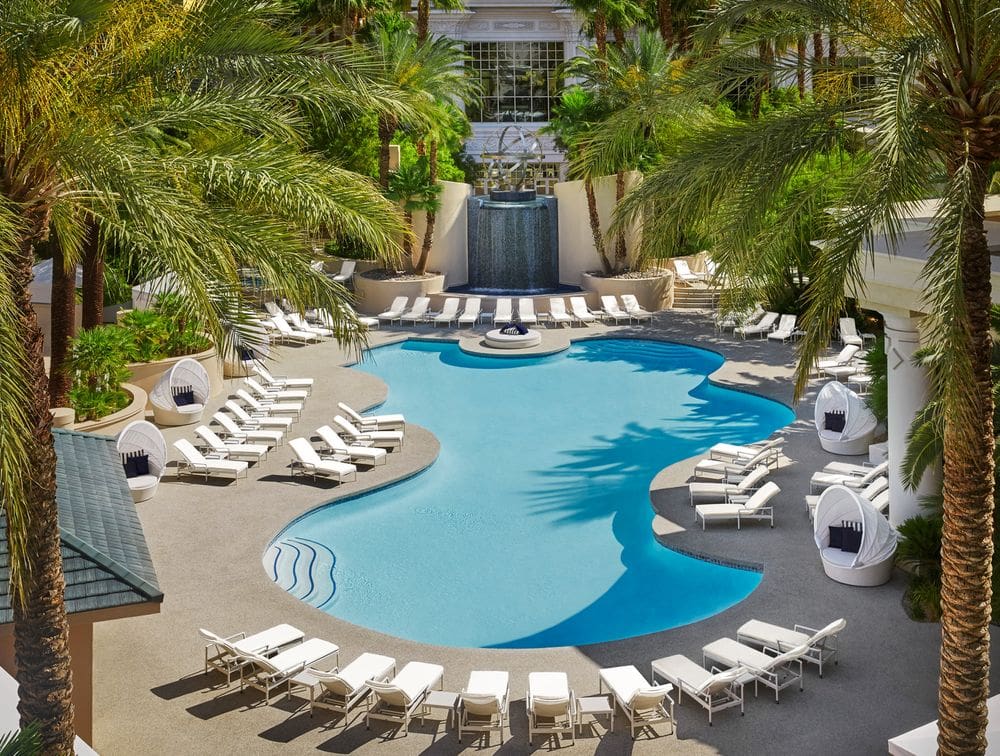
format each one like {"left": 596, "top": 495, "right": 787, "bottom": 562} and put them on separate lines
{"left": 267, "top": 338, "right": 793, "bottom": 648}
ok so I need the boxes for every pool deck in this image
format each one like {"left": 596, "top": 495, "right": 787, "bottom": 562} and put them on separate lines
{"left": 92, "top": 312, "right": 998, "bottom": 755}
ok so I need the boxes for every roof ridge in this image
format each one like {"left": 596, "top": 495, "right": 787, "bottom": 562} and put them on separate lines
{"left": 58, "top": 528, "right": 163, "bottom": 603}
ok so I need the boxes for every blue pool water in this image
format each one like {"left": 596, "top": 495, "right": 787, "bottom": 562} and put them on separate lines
{"left": 268, "top": 339, "right": 793, "bottom": 648}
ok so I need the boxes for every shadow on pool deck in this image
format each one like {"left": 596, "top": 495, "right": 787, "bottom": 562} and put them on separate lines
{"left": 91, "top": 311, "right": 998, "bottom": 755}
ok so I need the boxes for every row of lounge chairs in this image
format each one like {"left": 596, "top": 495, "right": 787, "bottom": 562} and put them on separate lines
{"left": 200, "top": 614, "right": 844, "bottom": 741}
{"left": 807, "top": 459, "right": 889, "bottom": 520}
{"left": 287, "top": 411, "right": 405, "bottom": 484}
{"left": 687, "top": 437, "right": 785, "bottom": 529}
{"left": 376, "top": 294, "right": 653, "bottom": 328}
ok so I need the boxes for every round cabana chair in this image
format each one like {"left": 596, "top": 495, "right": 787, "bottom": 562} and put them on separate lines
{"left": 223, "top": 333, "right": 270, "bottom": 378}
{"left": 813, "top": 485, "right": 897, "bottom": 586}
{"left": 813, "top": 380, "right": 877, "bottom": 455}
{"left": 116, "top": 420, "right": 167, "bottom": 502}
{"left": 151, "top": 357, "right": 210, "bottom": 426}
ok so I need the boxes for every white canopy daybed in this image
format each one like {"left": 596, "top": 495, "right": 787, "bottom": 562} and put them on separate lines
{"left": 813, "top": 485, "right": 897, "bottom": 586}
{"left": 116, "top": 420, "right": 167, "bottom": 502}
{"left": 151, "top": 358, "right": 210, "bottom": 426}
{"left": 814, "top": 380, "right": 877, "bottom": 455}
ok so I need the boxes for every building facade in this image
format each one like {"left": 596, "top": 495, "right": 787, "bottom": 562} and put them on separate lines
{"left": 426, "top": 1, "right": 587, "bottom": 191}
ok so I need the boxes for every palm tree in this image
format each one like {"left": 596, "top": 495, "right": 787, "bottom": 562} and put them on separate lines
{"left": 414, "top": 0, "right": 465, "bottom": 43}
{"left": 585, "top": 1, "right": 1000, "bottom": 751}
{"left": 0, "top": 3, "right": 406, "bottom": 751}
{"left": 385, "top": 158, "right": 441, "bottom": 269}
{"left": 359, "top": 27, "right": 475, "bottom": 189}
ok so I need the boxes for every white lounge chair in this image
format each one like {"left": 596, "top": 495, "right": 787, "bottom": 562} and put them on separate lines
{"left": 378, "top": 296, "right": 409, "bottom": 324}
{"left": 337, "top": 401, "right": 405, "bottom": 431}
{"left": 693, "top": 446, "right": 773, "bottom": 481}
{"left": 813, "top": 344, "right": 860, "bottom": 376}
{"left": 807, "top": 475, "right": 888, "bottom": 520}
{"left": 527, "top": 672, "right": 576, "bottom": 746}
{"left": 548, "top": 298, "right": 573, "bottom": 327}
{"left": 333, "top": 415, "right": 403, "bottom": 450}
{"left": 365, "top": 661, "right": 444, "bottom": 735}
{"left": 320, "top": 305, "right": 378, "bottom": 332}
{"left": 650, "top": 656, "right": 747, "bottom": 725}
{"left": 839, "top": 317, "right": 874, "bottom": 346}
{"left": 116, "top": 420, "right": 167, "bottom": 502}
{"left": 695, "top": 481, "right": 781, "bottom": 530}
{"left": 244, "top": 377, "right": 308, "bottom": 403}
{"left": 252, "top": 364, "right": 313, "bottom": 392}
{"left": 458, "top": 671, "right": 509, "bottom": 744}
{"left": 457, "top": 297, "right": 482, "bottom": 326}
{"left": 329, "top": 259, "right": 356, "bottom": 284}
{"left": 270, "top": 315, "right": 318, "bottom": 344}
{"left": 287, "top": 312, "right": 333, "bottom": 338}
{"left": 236, "top": 388, "right": 302, "bottom": 418}
{"left": 195, "top": 425, "right": 268, "bottom": 462}
{"left": 569, "top": 296, "right": 598, "bottom": 325}
{"left": 433, "top": 297, "right": 460, "bottom": 326}
{"left": 621, "top": 294, "right": 653, "bottom": 322}
{"left": 735, "top": 311, "right": 779, "bottom": 338}
{"left": 708, "top": 437, "right": 784, "bottom": 467}
{"left": 289, "top": 438, "right": 357, "bottom": 483}
{"left": 517, "top": 298, "right": 538, "bottom": 326}
{"left": 263, "top": 301, "right": 285, "bottom": 318}
{"left": 400, "top": 297, "right": 431, "bottom": 324}
{"left": 723, "top": 305, "right": 766, "bottom": 333}
{"left": 810, "top": 460, "right": 889, "bottom": 493}
{"left": 305, "top": 652, "right": 396, "bottom": 721}
{"left": 737, "top": 617, "right": 846, "bottom": 677}
{"left": 767, "top": 314, "right": 797, "bottom": 342}
{"left": 598, "top": 665, "right": 674, "bottom": 739}
{"left": 600, "top": 295, "right": 632, "bottom": 324}
{"left": 239, "top": 637, "right": 340, "bottom": 704}
{"left": 200, "top": 624, "right": 304, "bottom": 686}
{"left": 672, "top": 259, "right": 704, "bottom": 284}
{"left": 150, "top": 357, "right": 210, "bottom": 426}
{"left": 213, "top": 412, "right": 283, "bottom": 447}
{"left": 316, "top": 425, "right": 387, "bottom": 466}
{"left": 700, "top": 637, "right": 807, "bottom": 703}
{"left": 689, "top": 465, "right": 769, "bottom": 505}
{"left": 492, "top": 298, "right": 513, "bottom": 324}
{"left": 173, "top": 439, "right": 248, "bottom": 483}
{"left": 225, "top": 400, "right": 293, "bottom": 429}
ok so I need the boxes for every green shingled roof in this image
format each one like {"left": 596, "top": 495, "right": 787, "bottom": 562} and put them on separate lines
{"left": 0, "top": 428, "right": 163, "bottom": 623}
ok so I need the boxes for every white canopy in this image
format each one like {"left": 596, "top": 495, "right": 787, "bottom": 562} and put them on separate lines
{"left": 814, "top": 485, "right": 898, "bottom": 568}
{"left": 813, "top": 380, "right": 877, "bottom": 454}
{"left": 116, "top": 420, "right": 167, "bottom": 479}
{"left": 30, "top": 259, "right": 83, "bottom": 304}
{"left": 132, "top": 272, "right": 182, "bottom": 310}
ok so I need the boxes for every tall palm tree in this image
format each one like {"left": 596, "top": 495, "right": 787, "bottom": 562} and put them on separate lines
{"left": 414, "top": 0, "right": 465, "bottom": 43}
{"left": 0, "top": 2, "right": 405, "bottom": 751}
{"left": 584, "top": 1, "right": 1000, "bottom": 751}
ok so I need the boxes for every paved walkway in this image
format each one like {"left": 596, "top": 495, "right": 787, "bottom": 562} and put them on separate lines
{"left": 92, "top": 312, "right": 997, "bottom": 755}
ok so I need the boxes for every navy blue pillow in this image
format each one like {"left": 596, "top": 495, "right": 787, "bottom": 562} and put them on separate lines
{"left": 828, "top": 525, "right": 845, "bottom": 549}
{"left": 841, "top": 526, "right": 863, "bottom": 553}
{"left": 122, "top": 456, "right": 138, "bottom": 479}
{"left": 824, "top": 411, "right": 846, "bottom": 433}
{"left": 174, "top": 390, "right": 195, "bottom": 406}
{"left": 514, "top": 322, "right": 528, "bottom": 335}
{"left": 239, "top": 347, "right": 256, "bottom": 361}
{"left": 133, "top": 453, "right": 150, "bottom": 477}
{"left": 499, "top": 322, "right": 520, "bottom": 335}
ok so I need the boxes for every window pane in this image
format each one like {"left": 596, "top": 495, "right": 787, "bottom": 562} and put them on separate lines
{"left": 465, "top": 41, "right": 563, "bottom": 123}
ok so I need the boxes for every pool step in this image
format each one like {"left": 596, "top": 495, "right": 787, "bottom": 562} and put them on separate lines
{"left": 265, "top": 537, "right": 337, "bottom": 608}
{"left": 672, "top": 285, "right": 719, "bottom": 310}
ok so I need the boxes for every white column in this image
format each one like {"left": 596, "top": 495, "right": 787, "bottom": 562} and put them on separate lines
{"left": 883, "top": 312, "right": 940, "bottom": 527}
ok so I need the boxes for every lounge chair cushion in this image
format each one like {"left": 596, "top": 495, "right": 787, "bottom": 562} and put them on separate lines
{"left": 382, "top": 661, "right": 444, "bottom": 702}
{"left": 314, "top": 652, "right": 395, "bottom": 694}
{"left": 466, "top": 670, "right": 508, "bottom": 701}
{"left": 126, "top": 474, "right": 159, "bottom": 492}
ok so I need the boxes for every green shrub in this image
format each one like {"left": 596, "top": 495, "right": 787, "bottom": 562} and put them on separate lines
{"left": 153, "top": 293, "right": 211, "bottom": 356}
{"left": 861, "top": 338, "right": 888, "bottom": 425}
{"left": 906, "top": 577, "right": 942, "bottom": 621}
{"left": 118, "top": 309, "right": 169, "bottom": 362}
{"left": 67, "top": 327, "right": 132, "bottom": 421}
{"left": 896, "top": 515, "right": 943, "bottom": 579}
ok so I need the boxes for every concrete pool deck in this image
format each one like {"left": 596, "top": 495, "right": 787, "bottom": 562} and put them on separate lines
{"left": 92, "top": 312, "right": 998, "bottom": 754}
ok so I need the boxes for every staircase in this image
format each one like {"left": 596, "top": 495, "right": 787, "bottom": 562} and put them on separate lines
{"left": 264, "top": 536, "right": 337, "bottom": 609}
{"left": 671, "top": 284, "right": 720, "bottom": 310}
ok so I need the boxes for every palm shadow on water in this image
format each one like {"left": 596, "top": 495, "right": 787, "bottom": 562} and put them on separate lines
{"left": 490, "top": 378, "right": 792, "bottom": 649}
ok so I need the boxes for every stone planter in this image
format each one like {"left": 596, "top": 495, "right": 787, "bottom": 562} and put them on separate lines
{"left": 50, "top": 407, "right": 75, "bottom": 430}
{"left": 73, "top": 383, "right": 147, "bottom": 436}
{"left": 127, "top": 344, "right": 223, "bottom": 410}
{"left": 354, "top": 272, "right": 447, "bottom": 316}
{"left": 581, "top": 269, "right": 675, "bottom": 312}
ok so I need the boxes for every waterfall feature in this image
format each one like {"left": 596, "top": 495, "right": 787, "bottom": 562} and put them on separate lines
{"left": 466, "top": 190, "right": 559, "bottom": 294}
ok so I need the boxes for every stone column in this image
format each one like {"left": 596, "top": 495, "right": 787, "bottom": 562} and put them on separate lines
{"left": 883, "top": 312, "right": 940, "bottom": 527}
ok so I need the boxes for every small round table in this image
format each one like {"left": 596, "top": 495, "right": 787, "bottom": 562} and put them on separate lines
{"left": 484, "top": 328, "right": 542, "bottom": 349}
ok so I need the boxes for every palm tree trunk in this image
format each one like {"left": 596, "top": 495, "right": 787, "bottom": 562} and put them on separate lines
{"left": 416, "top": 0, "right": 430, "bottom": 43}
{"left": 796, "top": 36, "right": 807, "bottom": 99}
{"left": 612, "top": 26, "right": 625, "bottom": 49}
{"left": 656, "top": 0, "right": 673, "bottom": 47}
{"left": 937, "top": 161, "right": 994, "bottom": 755}
{"left": 402, "top": 210, "right": 413, "bottom": 260}
{"left": 81, "top": 222, "right": 102, "bottom": 330}
{"left": 812, "top": 32, "right": 824, "bottom": 93}
{"left": 594, "top": 8, "right": 608, "bottom": 57}
{"left": 585, "top": 178, "right": 611, "bottom": 274}
{"left": 614, "top": 170, "right": 627, "bottom": 272}
{"left": 378, "top": 116, "right": 396, "bottom": 190}
{"left": 415, "top": 140, "right": 438, "bottom": 276}
{"left": 48, "top": 235, "right": 75, "bottom": 407}
{"left": 828, "top": 30, "right": 837, "bottom": 65}
{"left": 11, "top": 238, "right": 75, "bottom": 755}
{"left": 752, "top": 40, "right": 769, "bottom": 119}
